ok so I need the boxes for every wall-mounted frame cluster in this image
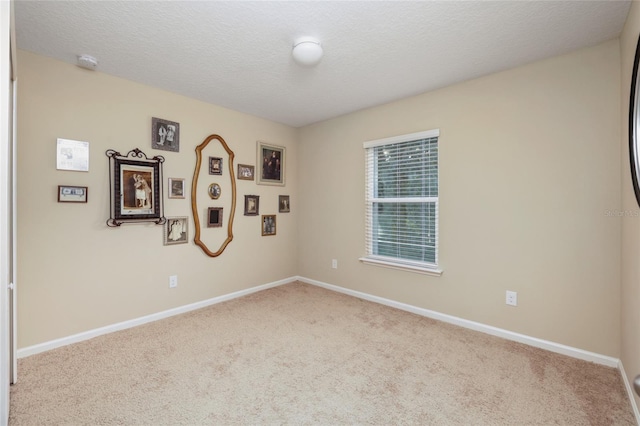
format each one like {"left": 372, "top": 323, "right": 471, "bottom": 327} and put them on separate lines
{"left": 191, "top": 134, "right": 236, "bottom": 257}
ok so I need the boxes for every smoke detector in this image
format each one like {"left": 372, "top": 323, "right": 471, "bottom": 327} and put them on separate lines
{"left": 77, "top": 54, "right": 98, "bottom": 71}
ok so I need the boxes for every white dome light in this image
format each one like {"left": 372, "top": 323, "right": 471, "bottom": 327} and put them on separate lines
{"left": 292, "top": 37, "right": 323, "bottom": 67}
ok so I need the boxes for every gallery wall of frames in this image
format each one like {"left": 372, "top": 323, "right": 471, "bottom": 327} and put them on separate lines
{"left": 17, "top": 50, "right": 301, "bottom": 349}
{"left": 56, "top": 116, "right": 291, "bottom": 258}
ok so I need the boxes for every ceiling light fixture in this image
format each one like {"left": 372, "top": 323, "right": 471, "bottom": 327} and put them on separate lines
{"left": 77, "top": 54, "right": 98, "bottom": 71}
{"left": 292, "top": 37, "right": 323, "bottom": 67}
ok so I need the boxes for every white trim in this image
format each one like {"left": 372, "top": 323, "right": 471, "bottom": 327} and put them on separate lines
{"left": 363, "top": 129, "right": 439, "bottom": 149}
{"left": 359, "top": 256, "right": 443, "bottom": 276}
{"left": 9, "top": 71, "right": 16, "bottom": 385}
{"left": 619, "top": 360, "right": 640, "bottom": 424}
{"left": 17, "top": 276, "right": 298, "bottom": 358}
{"left": 17, "top": 274, "right": 623, "bottom": 369}
{"left": 297, "top": 276, "right": 619, "bottom": 367}
{"left": 0, "top": 1, "right": 11, "bottom": 423}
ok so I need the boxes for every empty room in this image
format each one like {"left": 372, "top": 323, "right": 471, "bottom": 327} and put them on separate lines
{"left": 2, "top": 0, "right": 640, "bottom": 424}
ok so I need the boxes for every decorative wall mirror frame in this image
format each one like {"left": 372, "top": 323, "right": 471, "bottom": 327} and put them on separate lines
{"left": 630, "top": 34, "right": 640, "bottom": 207}
{"left": 191, "top": 135, "right": 236, "bottom": 257}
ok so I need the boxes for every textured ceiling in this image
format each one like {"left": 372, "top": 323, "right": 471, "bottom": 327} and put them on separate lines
{"left": 14, "top": 1, "right": 631, "bottom": 128}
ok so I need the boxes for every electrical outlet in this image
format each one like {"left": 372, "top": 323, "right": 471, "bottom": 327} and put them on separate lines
{"left": 506, "top": 290, "right": 517, "bottom": 306}
{"left": 331, "top": 259, "right": 338, "bottom": 269}
{"left": 169, "top": 275, "right": 178, "bottom": 288}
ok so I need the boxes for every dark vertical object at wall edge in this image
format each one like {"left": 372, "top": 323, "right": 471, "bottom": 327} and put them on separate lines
{"left": 629, "top": 34, "right": 640, "bottom": 207}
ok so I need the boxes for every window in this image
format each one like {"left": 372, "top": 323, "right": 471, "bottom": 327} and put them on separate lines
{"left": 361, "top": 130, "right": 441, "bottom": 275}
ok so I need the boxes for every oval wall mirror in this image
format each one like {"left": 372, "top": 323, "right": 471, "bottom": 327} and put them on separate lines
{"left": 630, "top": 34, "right": 640, "bottom": 207}
{"left": 191, "top": 134, "right": 236, "bottom": 257}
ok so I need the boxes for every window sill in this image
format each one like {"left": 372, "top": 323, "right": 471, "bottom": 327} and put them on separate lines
{"left": 359, "top": 257, "right": 443, "bottom": 276}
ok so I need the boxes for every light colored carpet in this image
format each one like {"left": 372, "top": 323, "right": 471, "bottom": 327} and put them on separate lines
{"left": 9, "top": 282, "right": 636, "bottom": 425}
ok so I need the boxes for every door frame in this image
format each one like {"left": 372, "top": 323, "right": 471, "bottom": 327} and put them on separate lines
{"left": 1, "top": 1, "right": 17, "bottom": 424}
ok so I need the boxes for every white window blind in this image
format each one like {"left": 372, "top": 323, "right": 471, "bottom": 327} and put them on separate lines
{"left": 363, "top": 130, "right": 439, "bottom": 271}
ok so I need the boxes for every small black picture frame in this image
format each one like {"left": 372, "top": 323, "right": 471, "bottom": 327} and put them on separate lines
{"left": 279, "top": 195, "right": 290, "bottom": 213}
{"left": 164, "top": 216, "right": 188, "bottom": 245}
{"left": 168, "top": 178, "right": 185, "bottom": 199}
{"left": 262, "top": 214, "right": 276, "bottom": 236}
{"left": 238, "top": 164, "right": 255, "bottom": 180}
{"left": 58, "top": 185, "right": 88, "bottom": 203}
{"left": 244, "top": 195, "right": 259, "bottom": 216}
{"left": 209, "top": 157, "right": 223, "bottom": 175}
{"left": 151, "top": 117, "right": 180, "bottom": 153}
{"left": 207, "top": 207, "right": 223, "bottom": 227}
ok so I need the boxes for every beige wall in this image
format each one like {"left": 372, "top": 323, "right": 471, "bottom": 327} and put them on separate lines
{"left": 298, "top": 40, "right": 622, "bottom": 356}
{"left": 17, "top": 38, "right": 626, "bottom": 358}
{"left": 16, "top": 50, "right": 298, "bottom": 348}
{"left": 621, "top": 0, "right": 640, "bottom": 409}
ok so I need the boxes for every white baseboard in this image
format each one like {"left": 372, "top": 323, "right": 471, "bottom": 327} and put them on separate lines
{"left": 297, "top": 276, "right": 620, "bottom": 368}
{"left": 618, "top": 360, "right": 640, "bottom": 424}
{"left": 17, "top": 276, "right": 298, "bottom": 359}
{"left": 19, "top": 274, "right": 638, "bottom": 417}
{"left": 303, "top": 278, "right": 640, "bottom": 418}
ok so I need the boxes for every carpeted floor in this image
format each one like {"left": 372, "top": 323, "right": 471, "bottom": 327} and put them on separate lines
{"left": 9, "top": 282, "right": 636, "bottom": 425}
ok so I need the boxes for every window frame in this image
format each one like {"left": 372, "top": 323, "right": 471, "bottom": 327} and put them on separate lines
{"left": 360, "top": 129, "right": 442, "bottom": 276}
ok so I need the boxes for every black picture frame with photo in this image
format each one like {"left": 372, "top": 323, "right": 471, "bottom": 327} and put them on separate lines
{"left": 237, "top": 164, "right": 255, "bottom": 180}
{"left": 58, "top": 185, "right": 88, "bottom": 203}
{"left": 209, "top": 157, "right": 223, "bottom": 175}
{"left": 279, "top": 195, "right": 290, "bottom": 213}
{"left": 168, "top": 178, "right": 185, "bottom": 199}
{"left": 164, "top": 216, "right": 188, "bottom": 245}
{"left": 257, "top": 141, "right": 285, "bottom": 186}
{"left": 262, "top": 214, "right": 276, "bottom": 236}
{"left": 151, "top": 117, "right": 180, "bottom": 153}
{"left": 244, "top": 195, "right": 259, "bottom": 216}
{"left": 207, "top": 207, "right": 223, "bottom": 227}
{"left": 106, "top": 148, "right": 165, "bottom": 227}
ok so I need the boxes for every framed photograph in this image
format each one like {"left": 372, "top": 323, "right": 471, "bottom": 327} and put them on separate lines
{"left": 257, "top": 141, "right": 285, "bottom": 186}
{"left": 168, "top": 178, "right": 185, "bottom": 199}
{"left": 209, "top": 157, "right": 223, "bottom": 175}
{"left": 279, "top": 195, "right": 290, "bottom": 213}
{"left": 208, "top": 183, "right": 221, "bottom": 200}
{"left": 207, "top": 207, "right": 223, "bottom": 228}
{"left": 237, "top": 164, "right": 255, "bottom": 181}
{"left": 106, "top": 148, "right": 165, "bottom": 226}
{"left": 244, "top": 195, "right": 259, "bottom": 216}
{"left": 262, "top": 214, "right": 276, "bottom": 236}
{"left": 164, "top": 217, "right": 188, "bottom": 245}
{"left": 58, "top": 185, "right": 88, "bottom": 203}
{"left": 57, "top": 138, "right": 89, "bottom": 172}
{"left": 151, "top": 117, "right": 180, "bottom": 152}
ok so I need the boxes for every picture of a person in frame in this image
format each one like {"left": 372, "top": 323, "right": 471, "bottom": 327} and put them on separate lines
{"left": 209, "top": 157, "right": 222, "bottom": 175}
{"left": 166, "top": 124, "right": 176, "bottom": 147}
{"left": 157, "top": 125, "right": 167, "bottom": 146}
{"left": 263, "top": 215, "right": 275, "bottom": 235}
{"left": 262, "top": 149, "right": 281, "bottom": 180}
{"left": 123, "top": 170, "right": 153, "bottom": 210}
{"left": 168, "top": 219, "right": 184, "bottom": 241}
{"left": 280, "top": 196, "right": 289, "bottom": 212}
{"left": 133, "top": 173, "right": 152, "bottom": 209}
